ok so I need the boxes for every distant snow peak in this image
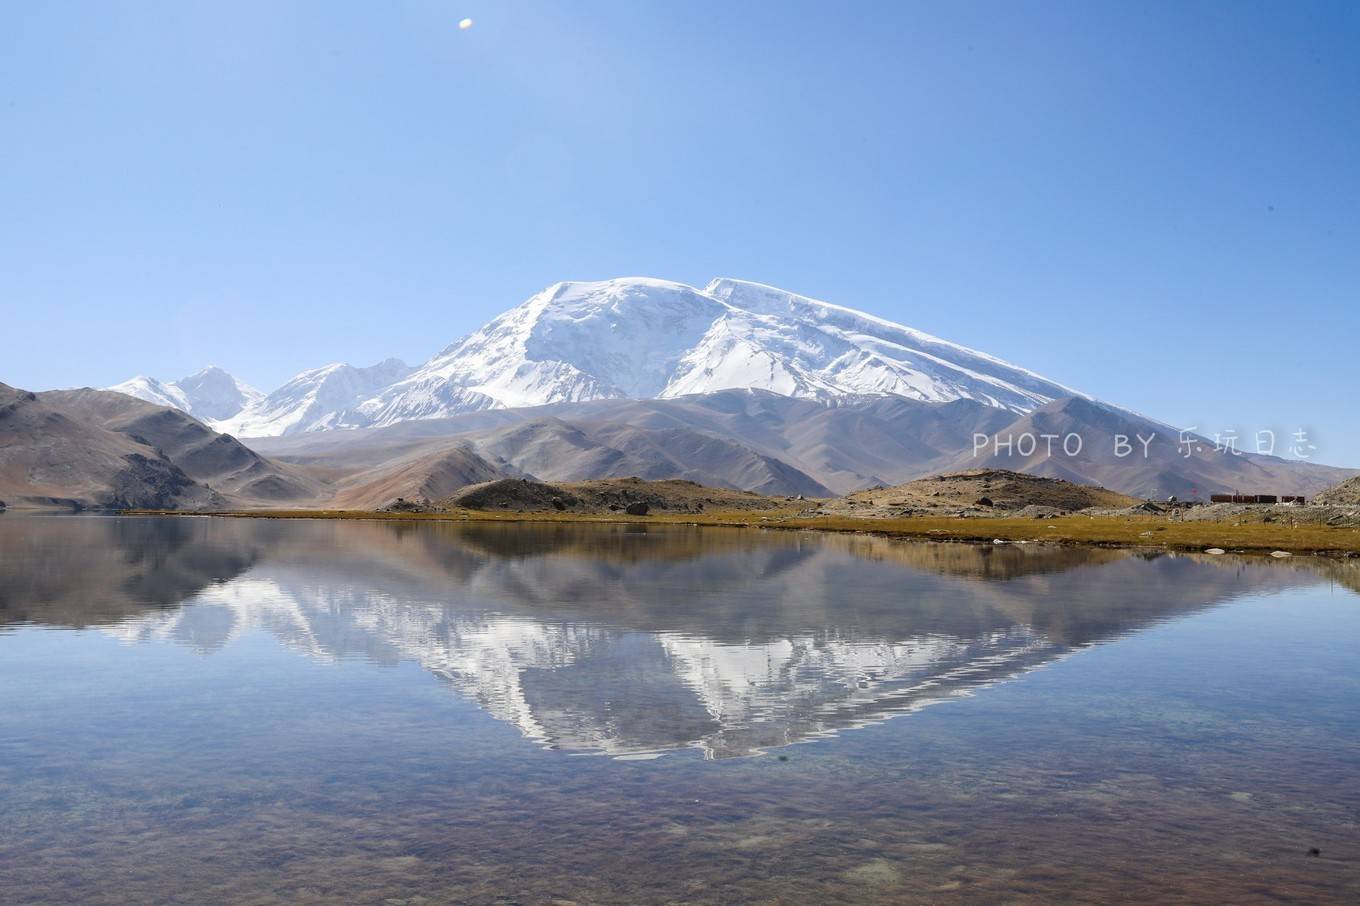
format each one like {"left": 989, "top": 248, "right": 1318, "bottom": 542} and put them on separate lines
{"left": 107, "top": 375, "right": 187, "bottom": 411}
{"left": 110, "top": 277, "right": 1087, "bottom": 437}
{"left": 107, "top": 367, "right": 262, "bottom": 422}
{"left": 212, "top": 358, "right": 415, "bottom": 438}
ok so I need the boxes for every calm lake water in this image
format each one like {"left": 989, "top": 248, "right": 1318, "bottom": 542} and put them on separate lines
{"left": 1, "top": 516, "right": 1358, "bottom": 904}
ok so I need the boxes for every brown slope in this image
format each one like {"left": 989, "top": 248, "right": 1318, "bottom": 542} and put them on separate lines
{"left": 582, "top": 423, "right": 831, "bottom": 497}
{"left": 0, "top": 383, "right": 220, "bottom": 510}
{"left": 243, "top": 390, "right": 1355, "bottom": 501}
{"left": 953, "top": 396, "right": 1356, "bottom": 500}
{"left": 469, "top": 418, "right": 627, "bottom": 480}
{"left": 253, "top": 414, "right": 831, "bottom": 502}
{"left": 328, "top": 444, "right": 511, "bottom": 509}
{"left": 774, "top": 396, "right": 1017, "bottom": 491}
{"left": 822, "top": 468, "right": 1139, "bottom": 517}
{"left": 1314, "top": 475, "right": 1360, "bottom": 505}
{"left": 460, "top": 416, "right": 833, "bottom": 497}
{"left": 482, "top": 391, "right": 1015, "bottom": 493}
{"left": 244, "top": 390, "right": 1009, "bottom": 495}
{"left": 42, "top": 387, "right": 327, "bottom": 505}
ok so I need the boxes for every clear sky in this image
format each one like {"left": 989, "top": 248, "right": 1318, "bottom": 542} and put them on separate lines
{"left": 2, "top": 1, "right": 1357, "bottom": 463}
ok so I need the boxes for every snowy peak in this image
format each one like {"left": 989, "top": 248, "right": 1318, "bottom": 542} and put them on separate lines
{"left": 523, "top": 279, "right": 728, "bottom": 399}
{"left": 108, "top": 375, "right": 189, "bottom": 412}
{"left": 106, "top": 276, "right": 1089, "bottom": 437}
{"left": 382, "top": 275, "right": 1085, "bottom": 425}
{"left": 107, "top": 366, "right": 262, "bottom": 422}
{"left": 173, "top": 366, "right": 264, "bottom": 420}
{"left": 383, "top": 278, "right": 729, "bottom": 411}
{"left": 215, "top": 358, "right": 414, "bottom": 437}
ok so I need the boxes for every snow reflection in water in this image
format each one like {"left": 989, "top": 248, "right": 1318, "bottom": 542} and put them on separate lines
{"left": 9, "top": 516, "right": 1341, "bottom": 760}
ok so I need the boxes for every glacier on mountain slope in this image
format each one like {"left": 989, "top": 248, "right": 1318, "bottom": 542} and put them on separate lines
{"left": 699, "top": 279, "right": 1080, "bottom": 407}
{"left": 110, "top": 277, "right": 1087, "bottom": 437}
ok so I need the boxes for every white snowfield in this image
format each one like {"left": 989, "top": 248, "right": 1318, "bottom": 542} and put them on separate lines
{"left": 108, "top": 277, "right": 1087, "bottom": 437}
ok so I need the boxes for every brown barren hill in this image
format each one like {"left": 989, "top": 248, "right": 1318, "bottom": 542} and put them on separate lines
{"left": 441, "top": 477, "right": 793, "bottom": 515}
{"left": 1313, "top": 475, "right": 1360, "bottom": 506}
{"left": 43, "top": 387, "right": 327, "bottom": 505}
{"left": 329, "top": 444, "right": 510, "bottom": 510}
{"left": 822, "top": 469, "right": 1140, "bottom": 518}
{"left": 0, "top": 383, "right": 220, "bottom": 510}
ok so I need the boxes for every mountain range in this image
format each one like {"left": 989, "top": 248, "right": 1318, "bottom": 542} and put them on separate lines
{"left": 2, "top": 275, "right": 1348, "bottom": 508}
{"left": 110, "top": 277, "right": 1084, "bottom": 438}
{"left": 248, "top": 389, "right": 1352, "bottom": 501}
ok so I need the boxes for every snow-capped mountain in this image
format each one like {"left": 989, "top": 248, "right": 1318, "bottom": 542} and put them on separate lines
{"left": 110, "top": 277, "right": 1086, "bottom": 437}
{"left": 213, "top": 358, "right": 413, "bottom": 437}
{"left": 107, "top": 366, "right": 262, "bottom": 422}
{"left": 356, "top": 277, "right": 1083, "bottom": 432}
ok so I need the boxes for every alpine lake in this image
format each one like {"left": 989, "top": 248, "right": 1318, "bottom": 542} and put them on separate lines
{"left": 2, "top": 515, "right": 1357, "bottom": 904}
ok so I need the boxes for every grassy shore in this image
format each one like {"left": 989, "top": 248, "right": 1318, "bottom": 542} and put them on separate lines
{"left": 123, "top": 507, "right": 1360, "bottom": 556}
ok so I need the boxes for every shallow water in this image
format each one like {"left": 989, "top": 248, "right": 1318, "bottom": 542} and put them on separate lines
{"left": 1, "top": 516, "right": 1357, "bottom": 904}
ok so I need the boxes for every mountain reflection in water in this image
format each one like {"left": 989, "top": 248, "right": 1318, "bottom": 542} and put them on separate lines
{"left": 0, "top": 516, "right": 1345, "bottom": 759}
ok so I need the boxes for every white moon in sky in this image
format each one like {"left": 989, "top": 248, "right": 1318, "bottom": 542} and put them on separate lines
{"left": 458, "top": 18, "right": 473, "bottom": 30}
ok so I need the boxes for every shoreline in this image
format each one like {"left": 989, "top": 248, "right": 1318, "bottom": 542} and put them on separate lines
{"left": 120, "top": 507, "right": 1360, "bottom": 557}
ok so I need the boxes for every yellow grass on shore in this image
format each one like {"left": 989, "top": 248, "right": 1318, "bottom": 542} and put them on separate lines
{"left": 122, "top": 507, "right": 1360, "bottom": 556}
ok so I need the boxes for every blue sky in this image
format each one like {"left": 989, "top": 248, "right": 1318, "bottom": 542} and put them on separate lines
{"left": 2, "top": 1, "right": 1356, "bottom": 463}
